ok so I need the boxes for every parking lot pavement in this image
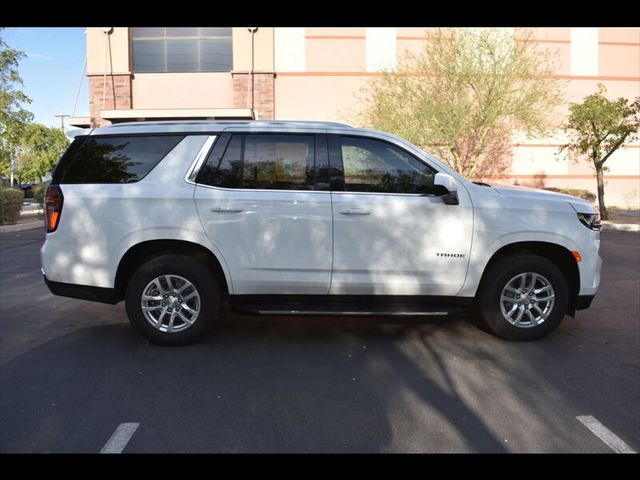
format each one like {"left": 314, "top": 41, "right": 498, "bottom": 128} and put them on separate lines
{"left": 0, "top": 228, "right": 638, "bottom": 453}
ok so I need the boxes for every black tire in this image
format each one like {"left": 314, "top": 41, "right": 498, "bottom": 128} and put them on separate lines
{"left": 125, "top": 254, "right": 220, "bottom": 345}
{"left": 476, "top": 254, "right": 569, "bottom": 341}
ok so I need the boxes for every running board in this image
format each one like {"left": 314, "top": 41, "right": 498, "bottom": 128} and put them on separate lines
{"left": 249, "top": 309, "right": 458, "bottom": 316}
{"left": 228, "top": 295, "right": 472, "bottom": 317}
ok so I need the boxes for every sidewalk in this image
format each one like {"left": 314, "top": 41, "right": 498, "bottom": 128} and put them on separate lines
{"left": 602, "top": 222, "right": 640, "bottom": 232}
{"left": 0, "top": 219, "right": 42, "bottom": 233}
{"left": 602, "top": 208, "right": 640, "bottom": 232}
{"left": 0, "top": 199, "right": 43, "bottom": 233}
{"left": 20, "top": 198, "right": 43, "bottom": 217}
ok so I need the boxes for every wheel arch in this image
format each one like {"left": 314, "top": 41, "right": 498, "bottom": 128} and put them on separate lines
{"left": 113, "top": 239, "right": 230, "bottom": 302}
{"left": 476, "top": 241, "right": 580, "bottom": 316}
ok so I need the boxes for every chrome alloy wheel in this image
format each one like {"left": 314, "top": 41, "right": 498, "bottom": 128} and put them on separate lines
{"left": 140, "top": 274, "right": 201, "bottom": 333}
{"left": 499, "top": 272, "right": 555, "bottom": 328}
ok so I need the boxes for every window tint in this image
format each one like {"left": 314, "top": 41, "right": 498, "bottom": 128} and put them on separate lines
{"left": 243, "top": 135, "right": 314, "bottom": 190}
{"left": 132, "top": 27, "right": 233, "bottom": 73}
{"left": 58, "top": 135, "right": 183, "bottom": 184}
{"left": 202, "top": 134, "right": 315, "bottom": 190}
{"left": 340, "top": 136, "right": 435, "bottom": 194}
{"left": 208, "top": 134, "right": 243, "bottom": 188}
{"left": 51, "top": 136, "right": 88, "bottom": 184}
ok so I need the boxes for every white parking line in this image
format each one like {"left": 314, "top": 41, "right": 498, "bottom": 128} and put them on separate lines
{"left": 100, "top": 423, "right": 140, "bottom": 454}
{"left": 577, "top": 415, "right": 636, "bottom": 453}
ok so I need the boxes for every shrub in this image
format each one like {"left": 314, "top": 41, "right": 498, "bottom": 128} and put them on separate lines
{"left": 0, "top": 188, "right": 25, "bottom": 224}
{"left": 544, "top": 187, "right": 596, "bottom": 202}
{"left": 32, "top": 182, "right": 48, "bottom": 206}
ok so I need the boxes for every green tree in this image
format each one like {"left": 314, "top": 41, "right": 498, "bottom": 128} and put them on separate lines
{"left": 561, "top": 85, "right": 640, "bottom": 220}
{"left": 11, "top": 148, "right": 35, "bottom": 185}
{"left": 18, "top": 123, "right": 69, "bottom": 182}
{"left": 356, "top": 28, "right": 562, "bottom": 179}
{"left": 0, "top": 29, "right": 34, "bottom": 179}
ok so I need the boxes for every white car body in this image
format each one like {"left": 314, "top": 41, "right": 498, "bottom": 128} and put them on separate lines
{"left": 41, "top": 121, "right": 601, "bottom": 337}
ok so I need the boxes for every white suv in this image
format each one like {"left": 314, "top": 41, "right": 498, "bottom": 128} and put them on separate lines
{"left": 41, "top": 121, "right": 602, "bottom": 344}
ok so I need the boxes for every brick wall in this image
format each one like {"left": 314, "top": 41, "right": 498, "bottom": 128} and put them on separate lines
{"left": 232, "top": 72, "right": 275, "bottom": 120}
{"left": 88, "top": 74, "right": 132, "bottom": 126}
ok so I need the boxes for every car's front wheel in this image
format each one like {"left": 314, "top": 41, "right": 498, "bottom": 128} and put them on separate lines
{"left": 125, "top": 254, "right": 220, "bottom": 345}
{"left": 476, "top": 254, "right": 569, "bottom": 341}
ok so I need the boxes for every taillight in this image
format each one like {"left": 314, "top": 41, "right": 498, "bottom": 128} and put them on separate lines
{"left": 44, "top": 185, "right": 64, "bottom": 233}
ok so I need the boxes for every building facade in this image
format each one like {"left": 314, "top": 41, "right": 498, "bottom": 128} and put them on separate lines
{"left": 71, "top": 27, "right": 640, "bottom": 206}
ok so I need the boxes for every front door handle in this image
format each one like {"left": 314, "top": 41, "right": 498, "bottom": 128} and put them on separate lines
{"left": 211, "top": 207, "right": 244, "bottom": 213}
{"left": 339, "top": 208, "right": 371, "bottom": 216}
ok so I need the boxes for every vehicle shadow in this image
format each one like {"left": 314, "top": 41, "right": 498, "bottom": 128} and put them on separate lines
{"left": 0, "top": 304, "right": 518, "bottom": 453}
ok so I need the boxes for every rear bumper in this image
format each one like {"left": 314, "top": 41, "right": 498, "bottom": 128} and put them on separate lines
{"left": 575, "top": 294, "right": 595, "bottom": 311}
{"left": 43, "top": 275, "right": 120, "bottom": 305}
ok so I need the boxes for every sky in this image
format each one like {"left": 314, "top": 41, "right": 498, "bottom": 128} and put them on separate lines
{"left": 2, "top": 27, "right": 88, "bottom": 129}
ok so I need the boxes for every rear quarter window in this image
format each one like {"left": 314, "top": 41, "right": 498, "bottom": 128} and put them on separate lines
{"left": 53, "top": 135, "right": 184, "bottom": 184}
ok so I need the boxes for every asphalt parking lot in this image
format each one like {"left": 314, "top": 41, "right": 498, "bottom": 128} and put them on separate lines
{"left": 0, "top": 228, "right": 638, "bottom": 453}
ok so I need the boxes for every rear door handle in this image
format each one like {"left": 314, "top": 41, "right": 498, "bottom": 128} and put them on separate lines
{"left": 211, "top": 207, "right": 244, "bottom": 213}
{"left": 339, "top": 208, "right": 371, "bottom": 216}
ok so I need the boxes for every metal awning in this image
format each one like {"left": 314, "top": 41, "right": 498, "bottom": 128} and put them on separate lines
{"left": 67, "top": 116, "right": 92, "bottom": 128}
{"left": 69, "top": 109, "right": 255, "bottom": 128}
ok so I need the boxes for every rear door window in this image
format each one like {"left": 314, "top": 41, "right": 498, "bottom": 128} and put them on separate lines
{"left": 242, "top": 134, "right": 315, "bottom": 190}
{"left": 199, "top": 133, "right": 316, "bottom": 190}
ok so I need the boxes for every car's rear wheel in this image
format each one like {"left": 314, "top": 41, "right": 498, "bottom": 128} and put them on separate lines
{"left": 125, "top": 254, "right": 220, "bottom": 345}
{"left": 476, "top": 254, "right": 569, "bottom": 341}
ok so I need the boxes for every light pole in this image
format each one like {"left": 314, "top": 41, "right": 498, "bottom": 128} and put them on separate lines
{"left": 55, "top": 114, "right": 70, "bottom": 131}
{"left": 247, "top": 27, "right": 258, "bottom": 119}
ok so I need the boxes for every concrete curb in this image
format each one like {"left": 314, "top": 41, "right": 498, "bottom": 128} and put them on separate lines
{"left": 601, "top": 222, "right": 640, "bottom": 232}
{"left": 0, "top": 220, "right": 43, "bottom": 233}
{"left": 20, "top": 209, "right": 44, "bottom": 216}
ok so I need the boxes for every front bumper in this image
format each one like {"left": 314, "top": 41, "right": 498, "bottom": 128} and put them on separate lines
{"left": 575, "top": 294, "right": 595, "bottom": 311}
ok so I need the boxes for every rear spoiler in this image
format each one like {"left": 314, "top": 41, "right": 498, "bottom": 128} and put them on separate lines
{"left": 64, "top": 127, "right": 95, "bottom": 139}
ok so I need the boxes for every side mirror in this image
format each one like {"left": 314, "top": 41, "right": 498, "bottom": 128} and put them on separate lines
{"left": 433, "top": 173, "right": 459, "bottom": 205}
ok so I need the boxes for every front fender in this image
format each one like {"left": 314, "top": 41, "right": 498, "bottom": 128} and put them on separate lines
{"left": 458, "top": 230, "right": 580, "bottom": 297}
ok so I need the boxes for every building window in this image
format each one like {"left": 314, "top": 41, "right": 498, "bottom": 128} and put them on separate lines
{"left": 132, "top": 27, "right": 233, "bottom": 73}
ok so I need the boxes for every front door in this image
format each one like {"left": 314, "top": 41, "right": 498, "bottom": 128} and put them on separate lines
{"left": 194, "top": 132, "right": 333, "bottom": 295}
{"left": 328, "top": 134, "right": 473, "bottom": 296}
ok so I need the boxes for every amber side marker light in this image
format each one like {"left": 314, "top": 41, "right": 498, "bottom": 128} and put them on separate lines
{"left": 572, "top": 251, "right": 582, "bottom": 263}
{"left": 45, "top": 185, "right": 64, "bottom": 233}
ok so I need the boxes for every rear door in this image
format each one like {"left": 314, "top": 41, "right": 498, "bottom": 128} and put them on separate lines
{"left": 193, "top": 132, "right": 333, "bottom": 295}
{"left": 328, "top": 134, "right": 473, "bottom": 296}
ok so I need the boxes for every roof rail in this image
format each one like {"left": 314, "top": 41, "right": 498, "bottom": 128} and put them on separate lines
{"left": 106, "top": 120, "right": 353, "bottom": 128}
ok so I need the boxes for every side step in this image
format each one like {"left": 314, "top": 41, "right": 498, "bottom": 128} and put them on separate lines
{"left": 228, "top": 295, "right": 472, "bottom": 317}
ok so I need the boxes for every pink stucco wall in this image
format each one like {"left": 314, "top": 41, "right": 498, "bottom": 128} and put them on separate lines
{"left": 132, "top": 73, "right": 235, "bottom": 110}
{"left": 273, "top": 27, "right": 640, "bottom": 206}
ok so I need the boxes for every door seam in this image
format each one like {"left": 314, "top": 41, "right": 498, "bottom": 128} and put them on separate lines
{"left": 327, "top": 189, "right": 336, "bottom": 295}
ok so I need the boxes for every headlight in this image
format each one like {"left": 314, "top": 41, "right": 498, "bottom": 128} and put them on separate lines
{"left": 577, "top": 212, "right": 601, "bottom": 231}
